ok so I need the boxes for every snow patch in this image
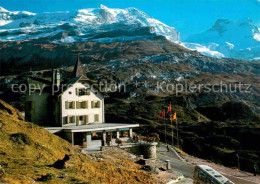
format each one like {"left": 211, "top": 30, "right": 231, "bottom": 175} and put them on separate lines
{"left": 226, "top": 42, "right": 234, "bottom": 49}
{"left": 61, "top": 36, "right": 76, "bottom": 43}
{"left": 254, "top": 33, "right": 260, "bottom": 41}
{"left": 0, "top": 6, "right": 9, "bottom": 12}
{"left": 181, "top": 42, "right": 225, "bottom": 58}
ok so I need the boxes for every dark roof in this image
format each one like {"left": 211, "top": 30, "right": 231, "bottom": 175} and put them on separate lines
{"left": 26, "top": 77, "right": 52, "bottom": 92}
{"left": 27, "top": 77, "right": 52, "bottom": 88}
{"left": 71, "top": 55, "right": 85, "bottom": 78}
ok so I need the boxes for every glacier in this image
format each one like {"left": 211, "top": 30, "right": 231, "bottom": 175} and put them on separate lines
{"left": 184, "top": 18, "right": 260, "bottom": 61}
{"left": 0, "top": 5, "right": 259, "bottom": 61}
{"left": 0, "top": 5, "right": 180, "bottom": 42}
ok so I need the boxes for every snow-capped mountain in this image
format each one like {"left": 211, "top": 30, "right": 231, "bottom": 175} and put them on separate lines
{"left": 0, "top": 6, "right": 35, "bottom": 26}
{"left": 184, "top": 19, "right": 260, "bottom": 60}
{"left": 0, "top": 5, "right": 180, "bottom": 43}
{"left": 1, "top": 5, "right": 259, "bottom": 61}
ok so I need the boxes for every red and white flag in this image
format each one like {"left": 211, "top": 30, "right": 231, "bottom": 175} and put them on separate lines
{"left": 166, "top": 103, "right": 171, "bottom": 114}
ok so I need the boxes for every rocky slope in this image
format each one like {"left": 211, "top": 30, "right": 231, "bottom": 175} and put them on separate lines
{"left": 0, "top": 36, "right": 192, "bottom": 75}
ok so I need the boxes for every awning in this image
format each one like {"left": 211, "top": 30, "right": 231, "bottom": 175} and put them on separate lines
{"left": 45, "top": 123, "right": 139, "bottom": 133}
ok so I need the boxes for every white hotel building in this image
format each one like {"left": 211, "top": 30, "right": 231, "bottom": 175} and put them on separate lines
{"left": 25, "top": 57, "right": 139, "bottom": 147}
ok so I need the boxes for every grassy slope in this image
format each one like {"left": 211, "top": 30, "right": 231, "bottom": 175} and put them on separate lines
{"left": 0, "top": 99, "right": 153, "bottom": 184}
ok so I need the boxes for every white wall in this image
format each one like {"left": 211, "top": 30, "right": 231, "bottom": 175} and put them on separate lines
{"left": 61, "top": 81, "right": 104, "bottom": 126}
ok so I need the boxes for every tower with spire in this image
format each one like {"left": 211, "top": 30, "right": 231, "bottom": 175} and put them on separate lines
{"left": 71, "top": 54, "right": 85, "bottom": 78}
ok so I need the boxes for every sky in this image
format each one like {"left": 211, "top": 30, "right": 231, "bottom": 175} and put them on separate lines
{"left": 0, "top": 0, "right": 260, "bottom": 39}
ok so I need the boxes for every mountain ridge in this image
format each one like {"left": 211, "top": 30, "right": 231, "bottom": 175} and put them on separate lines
{"left": 1, "top": 5, "right": 259, "bottom": 60}
{"left": 0, "top": 5, "right": 180, "bottom": 43}
{"left": 184, "top": 18, "right": 260, "bottom": 60}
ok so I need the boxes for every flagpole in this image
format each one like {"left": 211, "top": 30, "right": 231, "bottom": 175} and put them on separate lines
{"left": 176, "top": 117, "right": 179, "bottom": 148}
{"left": 170, "top": 118, "right": 174, "bottom": 146}
{"left": 164, "top": 109, "right": 167, "bottom": 145}
{"left": 169, "top": 101, "right": 174, "bottom": 147}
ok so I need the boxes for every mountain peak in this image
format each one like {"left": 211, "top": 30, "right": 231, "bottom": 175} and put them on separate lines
{"left": 0, "top": 6, "right": 9, "bottom": 13}
{"left": 185, "top": 18, "right": 260, "bottom": 60}
{"left": 99, "top": 4, "right": 109, "bottom": 9}
{"left": 211, "top": 19, "right": 230, "bottom": 34}
{"left": 0, "top": 5, "right": 180, "bottom": 42}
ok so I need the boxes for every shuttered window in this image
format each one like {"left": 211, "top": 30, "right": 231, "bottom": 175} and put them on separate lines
{"left": 86, "top": 89, "right": 90, "bottom": 95}
{"left": 76, "top": 88, "right": 91, "bottom": 96}
{"left": 76, "top": 101, "right": 88, "bottom": 109}
{"left": 94, "top": 114, "right": 99, "bottom": 122}
{"left": 76, "top": 116, "right": 79, "bottom": 126}
{"left": 67, "top": 116, "right": 75, "bottom": 124}
{"left": 84, "top": 115, "right": 89, "bottom": 125}
{"left": 75, "top": 115, "right": 89, "bottom": 125}
{"left": 63, "top": 117, "right": 68, "bottom": 125}
{"left": 65, "top": 101, "right": 75, "bottom": 109}
{"left": 91, "top": 101, "right": 101, "bottom": 108}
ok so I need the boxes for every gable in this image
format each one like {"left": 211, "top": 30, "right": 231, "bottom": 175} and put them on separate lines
{"left": 61, "top": 77, "right": 104, "bottom": 100}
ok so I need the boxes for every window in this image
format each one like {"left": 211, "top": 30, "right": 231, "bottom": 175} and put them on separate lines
{"left": 76, "top": 115, "right": 89, "bottom": 125}
{"left": 67, "top": 116, "right": 75, "bottom": 124}
{"left": 65, "top": 101, "right": 75, "bottom": 109}
{"left": 94, "top": 114, "right": 99, "bottom": 122}
{"left": 63, "top": 117, "right": 68, "bottom": 125}
{"left": 76, "top": 101, "right": 88, "bottom": 109}
{"left": 91, "top": 101, "right": 101, "bottom": 108}
{"left": 68, "top": 102, "right": 74, "bottom": 109}
{"left": 69, "top": 91, "right": 72, "bottom": 94}
{"left": 76, "top": 88, "right": 90, "bottom": 96}
{"left": 79, "top": 116, "right": 83, "bottom": 121}
{"left": 84, "top": 115, "right": 89, "bottom": 125}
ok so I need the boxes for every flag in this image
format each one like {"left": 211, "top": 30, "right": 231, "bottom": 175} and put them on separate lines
{"left": 170, "top": 113, "right": 177, "bottom": 121}
{"left": 173, "top": 112, "right": 176, "bottom": 120}
{"left": 166, "top": 103, "right": 171, "bottom": 114}
{"left": 162, "top": 110, "right": 165, "bottom": 117}
{"left": 158, "top": 110, "right": 165, "bottom": 118}
{"left": 158, "top": 111, "right": 162, "bottom": 118}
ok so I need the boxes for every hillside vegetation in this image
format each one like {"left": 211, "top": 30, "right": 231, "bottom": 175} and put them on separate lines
{"left": 0, "top": 99, "right": 154, "bottom": 184}
{"left": 105, "top": 95, "right": 260, "bottom": 174}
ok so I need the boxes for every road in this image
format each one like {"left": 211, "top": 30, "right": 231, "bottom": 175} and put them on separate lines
{"left": 157, "top": 145, "right": 258, "bottom": 184}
